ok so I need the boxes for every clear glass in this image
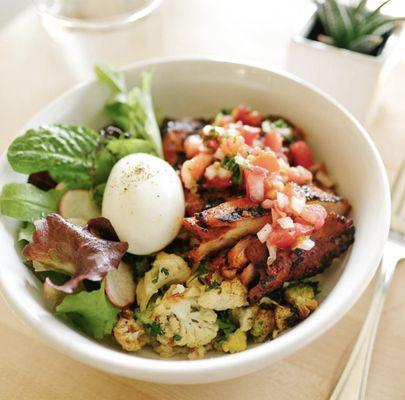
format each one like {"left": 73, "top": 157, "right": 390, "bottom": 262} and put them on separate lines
{"left": 32, "top": 0, "right": 163, "bottom": 30}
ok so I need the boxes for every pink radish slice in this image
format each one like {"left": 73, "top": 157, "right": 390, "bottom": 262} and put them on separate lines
{"left": 59, "top": 190, "right": 100, "bottom": 222}
{"left": 105, "top": 262, "right": 136, "bottom": 308}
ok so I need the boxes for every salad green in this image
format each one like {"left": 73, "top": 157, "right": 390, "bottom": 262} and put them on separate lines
{"left": 56, "top": 281, "right": 120, "bottom": 339}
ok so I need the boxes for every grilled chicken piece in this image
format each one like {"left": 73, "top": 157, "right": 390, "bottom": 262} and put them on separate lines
{"left": 249, "top": 213, "right": 355, "bottom": 301}
{"left": 161, "top": 118, "right": 206, "bottom": 167}
{"left": 302, "top": 185, "right": 350, "bottom": 216}
{"left": 183, "top": 198, "right": 271, "bottom": 262}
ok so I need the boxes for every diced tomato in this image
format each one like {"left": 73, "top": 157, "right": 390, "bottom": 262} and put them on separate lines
{"left": 205, "top": 176, "right": 233, "bottom": 189}
{"left": 300, "top": 204, "right": 327, "bottom": 230}
{"left": 241, "top": 126, "right": 260, "bottom": 145}
{"left": 264, "top": 131, "right": 283, "bottom": 152}
{"left": 184, "top": 134, "right": 203, "bottom": 159}
{"left": 244, "top": 169, "right": 265, "bottom": 203}
{"left": 254, "top": 152, "right": 280, "bottom": 173}
{"left": 269, "top": 223, "right": 314, "bottom": 249}
{"left": 290, "top": 140, "right": 314, "bottom": 168}
{"left": 232, "top": 104, "right": 263, "bottom": 127}
{"left": 220, "top": 134, "right": 245, "bottom": 156}
{"left": 204, "top": 138, "right": 220, "bottom": 151}
{"left": 287, "top": 166, "right": 313, "bottom": 185}
{"left": 244, "top": 110, "right": 263, "bottom": 127}
{"left": 214, "top": 113, "right": 233, "bottom": 127}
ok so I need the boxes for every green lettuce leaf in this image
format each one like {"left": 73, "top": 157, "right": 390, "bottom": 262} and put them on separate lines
{"left": 95, "top": 64, "right": 126, "bottom": 94}
{"left": 18, "top": 222, "right": 35, "bottom": 243}
{"left": 92, "top": 137, "right": 157, "bottom": 186}
{"left": 7, "top": 125, "right": 99, "bottom": 189}
{"left": 56, "top": 281, "right": 120, "bottom": 339}
{"left": 95, "top": 65, "right": 162, "bottom": 157}
{"left": 0, "top": 183, "right": 64, "bottom": 222}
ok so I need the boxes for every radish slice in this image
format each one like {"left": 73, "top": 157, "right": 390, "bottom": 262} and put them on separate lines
{"left": 105, "top": 262, "right": 136, "bottom": 308}
{"left": 59, "top": 190, "right": 100, "bottom": 222}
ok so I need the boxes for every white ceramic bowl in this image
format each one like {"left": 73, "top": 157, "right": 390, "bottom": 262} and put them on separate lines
{"left": 0, "top": 58, "right": 390, "bottom": 384}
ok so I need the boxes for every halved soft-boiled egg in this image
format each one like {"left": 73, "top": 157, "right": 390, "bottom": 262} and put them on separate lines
{"left": 102, "top": 153, "right": 185, "bottom": 255}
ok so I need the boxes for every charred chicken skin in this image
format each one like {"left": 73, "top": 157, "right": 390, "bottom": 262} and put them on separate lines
{"left": 163, "top": 105, "right": 355, "bottom": 303}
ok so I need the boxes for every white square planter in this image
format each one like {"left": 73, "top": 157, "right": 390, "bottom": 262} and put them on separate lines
{"left": 286, "top": 11, "right": 404, "bottom": 125}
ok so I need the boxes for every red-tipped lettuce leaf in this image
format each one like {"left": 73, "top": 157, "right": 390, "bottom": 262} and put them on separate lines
{"left": 23, "top": 214, "right": 128, "bottom": 293}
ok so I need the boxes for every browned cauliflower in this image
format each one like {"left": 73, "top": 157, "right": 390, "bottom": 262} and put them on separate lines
{"left": 221, "top": 328, "right": 247, "bottom": 354}
{"left": 136, "top": 252, "right": 191, "bottom": 311}
{"left": 284, "top": 283, "right": 318, "bottom": 319}
{"left": 273, "top": 305, "right": 295, "bottom": 338}
{"left": 251, "top": 308, "right": 275, "bottom": 343}
{"left": 113, "top": 310, "right": 149, "bottom": 352}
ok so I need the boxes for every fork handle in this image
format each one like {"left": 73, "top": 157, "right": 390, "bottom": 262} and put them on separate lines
{"left": 329, "top": 240, "right": 404, "bottom": 400}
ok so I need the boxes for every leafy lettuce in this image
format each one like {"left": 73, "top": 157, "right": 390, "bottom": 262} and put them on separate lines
{"left": 56, "top": 281, "right": 120, "bottom": 339}
{"left": 0, "top": 183, "right": 65, "bottom": 222}
{"left": 95, "top": 64, "right": 162, "bottom": 157}
{"left": 23, "top": 214, "right": 128, "bottom": 293}
{"left": 7, "top": 125, "right": 99, "bottom": 189}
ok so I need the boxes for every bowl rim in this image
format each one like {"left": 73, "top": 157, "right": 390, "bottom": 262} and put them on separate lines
{"left": 0, "top": 56, "right": 390, "bottom": 383}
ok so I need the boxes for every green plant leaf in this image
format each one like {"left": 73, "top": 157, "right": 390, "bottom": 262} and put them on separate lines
{"left": 349, "top": 34, "right": 383, "bottom": 53}
{"left": 0, "top": 183, "right": 65, "bottom": 222}
{"left": 7, "top": 125, "right": 99, "bottom": 189}
{"left": 96, "top": 65, "right": 162, "bottom": 157}
{"left": 95, "top": 64, "right": 126, "bottom": 94}
{"left": 92, "top": 137, "right": 157, "bottom": 185}
{"left": 17, "top": 222, "right": 35, "bottom": 243}
{"left": 56, "top": 281, "right": 120, "bottom": 339}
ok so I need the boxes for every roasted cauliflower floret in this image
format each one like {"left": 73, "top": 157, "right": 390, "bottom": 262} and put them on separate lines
{"left": 151, "top": 284, "right": 219, "bottom": 349}
{"left": 136, "top": 252, "right": 191, "bottom": 310}
{"left": 251, "top": 308, "right": 275, "bottom": 343}
{"left": 284, "top": 283, "right": 318, "bottom": 319}
{"left": 273, "top": 305, "right": 295, "bottom": 338}
{"left": 230, "top": 305, "right": 259, "bottom": 332}
{"left": 113, "top": 310, "right": 149, "bottom": 352}
{"left": 198, "top": 278, "right": 248, "bottom": 311}
{"left": 221, "top": 328, "right": 247, "bottom": 354}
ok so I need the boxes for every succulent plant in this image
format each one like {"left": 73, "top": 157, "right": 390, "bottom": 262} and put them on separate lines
{"left": 314, "top": 0, "right": 405, "bottom": 54}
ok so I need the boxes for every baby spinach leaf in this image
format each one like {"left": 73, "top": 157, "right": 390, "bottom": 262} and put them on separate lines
{"left": 0, "top": 183, "right": 64, "bottom": 222}
{"left": 7, "top": 125, "right": 99, "bottom": 189}
{"left": 56, "top": 281, "right": 120, "bottom": 339}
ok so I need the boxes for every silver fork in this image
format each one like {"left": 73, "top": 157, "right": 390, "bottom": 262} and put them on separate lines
{"left": 330, "top": 162, "right": 405, "bottom": 400}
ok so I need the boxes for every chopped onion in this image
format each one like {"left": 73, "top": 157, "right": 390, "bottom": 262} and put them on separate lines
{"left": 214, "top": 147, "right": 225, "bottom": 160}
{"left": 276, "top": 192, "right": 289, "bottom": 209}
{"left": 277, "top": 216, "right": 294, "bottom": 229}
{"left": 316, "top": 170, "right": 334, "bottom": 188}
{"left": 261, "top": 120, "right": 271, "bottom": 133}
{"left": 266, "top": 242, "right": 277, "bottom": 265}
{"left": 204, "top": 164, "right": 217, "bottom": 180}
{"left": 291, "top": 195, "right": 306, "bottom": 214}
{"left": 257, "top": 223, "right": 272, "bottom": 243}
{"left": 218, "top": 166, "right": 232, "bottom": 179}
{"left": 297, "top": 238, "right": 315, "bottom": 251}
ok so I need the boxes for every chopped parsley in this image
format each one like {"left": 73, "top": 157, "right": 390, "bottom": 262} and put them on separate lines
{"left": 222, "top": 156, "right": 243, "bottom": 185}
{"left": 152, "top": 277, "right": 158, "bottom": 284}
{"left": 215, "top": 311, "right": 237, "bottom": 344}
{"left": 173, "top": 334, "right": 182, "bottom": 341}
{"left": 272, "top": 118, "right": 289, "bottom": 128}
{"left": 220, "top": 108, "right": 232, "bottom": 115}
{"left": 160, "top": 267, "right": 169, "bottom": 276}
{"left": 144, "top": 322, "right": 164, "bottom": 337}
{"left": 206, "top": 281, "right": 221, "bottom": 291}
{"left": 195, "top": 261, "right": 209, "bottom": 276}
